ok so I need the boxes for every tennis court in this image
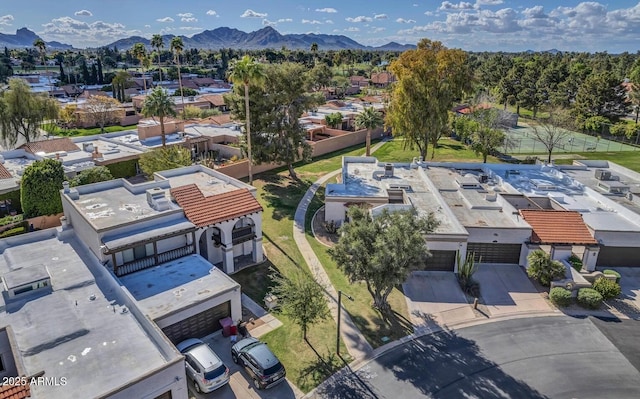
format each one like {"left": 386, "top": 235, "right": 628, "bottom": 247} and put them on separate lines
{"left": 501, "top": 122, "right": 638, "bottom": 154}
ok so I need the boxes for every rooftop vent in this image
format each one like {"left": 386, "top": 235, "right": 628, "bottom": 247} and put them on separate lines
{"left": 596, "top": 180, "right": 630, "bottom": 195}
{"left": 456, "top": 175, "right": 482, "bottom": 189}
{"left": 595, "top": 169, "right": 612, "bottom": 181}
{"left": 384, "top": 163, "right": 394, "bottom": 178}
{"left": 146, "top": 188, "right": 171, "bottom": 211}
{"left": 82, "top": 142, "right": 94, "bottom": 153}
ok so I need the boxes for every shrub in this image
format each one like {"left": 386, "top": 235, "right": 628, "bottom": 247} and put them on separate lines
{"left": 323, "top": 220, "right": 338, "bottom": 234}
{"left": 457, "top": 251, "right": 480, "bottom": 296}
{"left": 577, "top": 288, "right": 603, "bottom": 309}
{"left": 567, "top": 254, "right": 583, "bottom": 272}
{"left": 527, "top": 250, "right": 566, "bottom": 286}
{"left": 592, "top": 277, "right": 621, "bottom": 300}
{"left": 603, "top": 269, "right": 621, "bottom": 284}
{"left": 549, "top": 287, "right": 572, "bottom": 307}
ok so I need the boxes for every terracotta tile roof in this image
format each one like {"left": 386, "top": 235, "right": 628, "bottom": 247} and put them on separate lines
{"left": 370, "top": 71, "right": 396, "bottom": 85}
{"left": 171, "top": 184, "right": 263, "bottom": 227}
{"left": 0, "top": 163, "right": 13, "bottom": 180}
{"left": 18, "top": 138, "right": 80, "bottom": 154}
{"left": 0, "top": 381, "right": 31, "bottom": 399}
{"left": 520, "top": 210, "right": 597, "bottom": 245}
{"left": 200, "top": 94, "right": 226, "bottom": 107}
{"left": 206, "top": 114, "right": 234, "bottom": 125}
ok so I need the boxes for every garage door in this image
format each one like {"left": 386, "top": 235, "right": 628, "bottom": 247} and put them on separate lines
{"left": 597, "top": 247, "right": 640, "bottom": 267}
{"left": 424, "top": 250, "right": 456, "bottom": 271}
{"left": 162, "top": 301, "right": 231, "bottom": 344}
{"left": 467, "top": 243, "right": 521, "bottom": 264}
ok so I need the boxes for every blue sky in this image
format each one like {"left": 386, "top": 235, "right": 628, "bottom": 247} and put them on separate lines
{"left": 1, "top": 1, "right": 640, "bottom": 52}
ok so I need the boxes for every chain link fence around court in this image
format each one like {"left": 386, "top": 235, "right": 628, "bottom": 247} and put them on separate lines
{"left": 500, "top": 122, "right": 640, "bottom": 155}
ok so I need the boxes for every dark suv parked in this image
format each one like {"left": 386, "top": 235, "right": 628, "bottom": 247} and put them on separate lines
{"left": 231, "top": 337, "right": 286, "bottom": 389}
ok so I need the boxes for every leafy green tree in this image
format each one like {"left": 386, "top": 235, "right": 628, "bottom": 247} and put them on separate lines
{"left": 111, "top": 71, "right": 131, "bottom": 102}
{"left": 269, "top": 269, "right": 329, "bottom": 340}
{"left": 574, "top": 71, "right": 630, "bottom": 123}
{"left": 356, "top": 106, "right": 384, "bottom": 156}
{"left": 226, "top": 55, "right": 265, "bottom": 184}
{"left": 530, "top": 107, "right": 572, "bottom": 163}
{"left": 138, "top": 146, "right": 191, "bottom": 177}
{"left": 526, "top": 249, "right": 565, "bottom": 286}
{"left": 497, "top": 59, "right": 524, "bottom": 112}
{"left": 386, "top": 39, "right": 472, "bottom": 160}
{"left": 324, "top": 112, "right": 343, "bottom": 129}
{"left": 308, "top": 62, "right": 332, "bottom": 91}
{"left": 21, "top": 158, "right": 65, "bottom": 218}
{"left": 517, "top": 58, "right": 545, "bottom": 118}
{"left": 228, "top": 62, "right": 323, "bottom": 179}
{"left": 328, "top": 206, "right": 439, "bottom": 311}
{"left": 70, "top": 166, "right": 114, "bottom": 187}
{"left": 173, "top": 87, "right": 198, "bottom": 97}
{"left": 151, "top": 34, "right": 164, "bottom": 84}
{"left": 0, "top": 79, "right": 59, "bottom": 148}
{"left": 170, "top": 37, "right": 186, "bottom": 118}
{"left": 142, "top": 87, "right": 176, "bottom": 147}
{"left": 33, "top": 38, "right": 51, "bottom": 97}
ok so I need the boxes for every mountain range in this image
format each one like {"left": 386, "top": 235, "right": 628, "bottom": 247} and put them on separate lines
{"left": 0, "top": 26, "right": 414, "bottom": 52}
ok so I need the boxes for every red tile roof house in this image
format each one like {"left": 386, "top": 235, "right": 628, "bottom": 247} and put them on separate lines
{"left": 370, "top": 71, "right": 397, "bottom": 88}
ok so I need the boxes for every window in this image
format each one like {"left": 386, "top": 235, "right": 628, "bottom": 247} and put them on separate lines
{"left": 14, "top": 285, "right": 34, "bottom": 295}
{"left": 122, "top": 243, "right": 154, "bottom": 263}
{"left": 211, "top": 228, "right": 222, "bottom": 246}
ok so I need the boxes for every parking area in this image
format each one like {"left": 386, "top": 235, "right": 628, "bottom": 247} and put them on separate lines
{"left": 473, "top": 264, "right": 552, "bottom": 316}
{"left": 403, "top": 265, "right": 553, "bottom": 329}
{"left": 185, "top": 332, "right": 303, "bottom": 399}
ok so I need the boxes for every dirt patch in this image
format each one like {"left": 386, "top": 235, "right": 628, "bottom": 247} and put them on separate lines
{"left": 312, "top": 206, "right": 339, "bottom": 247}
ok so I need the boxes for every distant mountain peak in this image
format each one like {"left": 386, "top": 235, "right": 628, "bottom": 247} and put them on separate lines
{"left": 0, "top": 27, "right": 73, "bottom": 49}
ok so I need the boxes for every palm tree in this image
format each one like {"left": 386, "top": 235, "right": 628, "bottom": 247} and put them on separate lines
{"left": 142, "top": 87, "right": 177, "bottom": 147}
{"left": 132, "top": 43, "right": 148, "bottom": 93}
{"left": 310, "top": 42, "right": 318, "bottom": 64}
{"left": 355, "top": 106, "right": 384, "bottom": 156}
{"left": 151, "top": 34, "right": 164, "bottom": 84}
{"left": 33, "top": 38, "right": 51, "bottom": 97}
{"left": 170, "top": 37, "right": 186, "bottom": 119}
{"left": 227, "top": 56, "right": 265, "bottom": 185}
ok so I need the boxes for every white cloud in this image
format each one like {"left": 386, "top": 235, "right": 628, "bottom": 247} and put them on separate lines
{"left": 74, "top": 10, "right": 93, "bottom": 17}
{"left": 370, "top": 27, "right": 386, "bottom": 33}
{"left": 206, "top": 10, "right": 218, "bottom": 17}
{"left": 0, "top": 14, "right": 14, "bottom": 26}
{"left": 374, "top": 14, "right": 388, "bottom": 20}
{"left": 262, "top": 19, "right": 277, "bottom": 26}
{"left": 439, "top": 2, "right": 475, "bottom": 11}
{"left": 475, "top": 0, "right": 503, "bottom": 5}
{"left": 40, "top": 16, "right": 140, "bottom": 46}
{"left": 344, "top": 27, "right": 360, "bottom": 32}
{"left": 241, "top": 9, "right": 267, "bottom": 18}
{"left": 346, "top": 16, "right": 372, "bottom": 23}
{"left": 325, "top": 19, "right": 334, "bottom": 24}
{"left": 182, "top": 17, "right": 197, "bottom": 22}
{"left": 425, "top": 11, "right": 434, "bottom": 16}
{"left": 177, "top": 13, "right": 193, "bottom": 18}
{"left": 302, "top": 19, "right": 323, "bottom": 25}
{"left": 179, "top": 26, "right": 202, "bottom": 31}
{"left": 144, "top": 24, "right": 151, "bottom": 28}
{"left": 396, "top": 18, "right": 416, "bottom": 23}
{"left": 156, "top": 17, "right": 174, "bottom": 23}
{"left": 315, "top": 8, "right": 337, "bottom": 13}
{"left": 278, "top": 18, "right": 293, "bottom": 23}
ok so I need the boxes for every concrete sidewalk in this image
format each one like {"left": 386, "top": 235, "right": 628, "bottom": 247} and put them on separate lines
{"left": 292, "top": 139, "right": 391, "bottom": 360}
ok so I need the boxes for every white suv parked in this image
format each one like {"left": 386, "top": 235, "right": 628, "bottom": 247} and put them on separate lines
{"left": 177, "top": 338, "right": 230, "bottom": 393}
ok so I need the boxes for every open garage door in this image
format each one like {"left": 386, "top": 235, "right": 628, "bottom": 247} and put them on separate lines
{"left": 424, "top": 250, "right": 456, "bottom": 271}
{"left": 597, "top": 247, "right": 640, "bottom": 267}
{"left": 162, "top": 301, "right": 230, "bottom": 344}
{"left": 467, "top": 243, "right": 521, "bottom": 264}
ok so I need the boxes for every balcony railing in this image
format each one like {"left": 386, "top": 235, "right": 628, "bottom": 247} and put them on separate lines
{"left": 232, "top": 227, "right": 255, "bottom": 245}
{"left": 115, "top": 244, "right": 195, "bottom": 277}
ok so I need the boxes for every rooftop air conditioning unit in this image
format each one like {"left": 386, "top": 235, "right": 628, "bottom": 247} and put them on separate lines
{"left": 146, "top": 188, "right": 171, "bottom": 211}
{"left": 384, "top": 163, "right": 394, "bottom": 178}
{"left": 83, "top": 142, "right": 94, "bottom": 153}
{"left": 595, "top": 169, "right": 611, "bottom": 181}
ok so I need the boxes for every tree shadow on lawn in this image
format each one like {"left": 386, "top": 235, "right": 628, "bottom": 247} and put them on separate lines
{"left": 296, "top": 339, "right": 344, "bottom": 392}
{"left": 260, "top": 174, "right": 312, "bottom": 221}
{"left": 350, "top": 308, "right": 414, "bottom": 348}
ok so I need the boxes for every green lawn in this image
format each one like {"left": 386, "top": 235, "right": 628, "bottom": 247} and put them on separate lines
{"left": 47, "top": 124, "right": 138, "bottom": 137}
{"left": 375, "top": 137, "right": 501, "bottom": 163}
{"left": 552, "top": 152, "right": 640, "bottom": 172}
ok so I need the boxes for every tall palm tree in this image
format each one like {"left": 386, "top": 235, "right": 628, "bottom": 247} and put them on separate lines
{"left": 132, "top": 43, "right": 148, "bottom": 93}
{"left": 141, "top": 87, "right": 177, "bottom": 147}
{"left": 227, "top": 56, "right": 265, "bottom": 185}
{"left": 33, "top": 38, "right": 51, "bottom": 97}
{"left": 355, "top": 106, "right": 384, "bottom": 156}
{"left": 151, "top": 34, "right": 164, "bottom": 84}
{"left": 170, "top": 37, "right": 186, "bottom": 119}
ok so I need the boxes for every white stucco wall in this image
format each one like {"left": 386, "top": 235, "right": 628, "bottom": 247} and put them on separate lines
{"left": 154, "top": 288, "right": 242, "bottom": 330}
{"left": 466, "top": 227, "right": 531, "bottom": 244}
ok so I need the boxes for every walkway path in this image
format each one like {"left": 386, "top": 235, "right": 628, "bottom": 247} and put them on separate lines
{"left": 292, "top": 139, "right": 390, "bottom": 360}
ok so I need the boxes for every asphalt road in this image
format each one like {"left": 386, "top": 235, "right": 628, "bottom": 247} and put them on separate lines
{"left": 315, "top": 316, "right": 640, "bottom": 399}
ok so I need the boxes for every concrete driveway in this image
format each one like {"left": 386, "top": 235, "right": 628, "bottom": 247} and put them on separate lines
{"left": 403, "top": 271, "right": 475, "bottom": 327}
{"left": 474, "top": 263, "right": 552, "bottom": 316}
{"left": 187, "top": 332, "right": 303, "bottom": 399}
